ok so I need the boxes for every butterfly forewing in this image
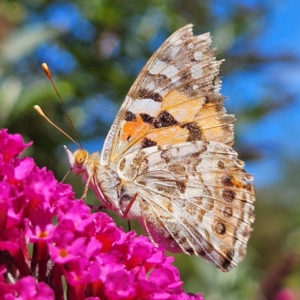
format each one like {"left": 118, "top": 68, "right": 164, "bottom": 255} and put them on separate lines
{"left": 101, "top": 24, "right": 234, "bottom": 165}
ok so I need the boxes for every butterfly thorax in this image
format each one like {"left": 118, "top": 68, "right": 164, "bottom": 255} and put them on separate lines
{"left": 64, "top": 147, "right": 120, "bottom": 212}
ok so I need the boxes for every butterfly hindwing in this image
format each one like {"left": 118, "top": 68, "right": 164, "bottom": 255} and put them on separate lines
{"left": 116, "top": 141, "right": 255, "bottom": 271}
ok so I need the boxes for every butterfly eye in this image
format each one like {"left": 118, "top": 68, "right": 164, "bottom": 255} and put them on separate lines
{"left": 74, "top": 150, "right": 88, "bottom": 167}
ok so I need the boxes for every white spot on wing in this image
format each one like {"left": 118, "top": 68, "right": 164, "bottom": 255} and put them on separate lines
{"left": 194, "top": 51, "right": 203, "bottom": 61}
{"left": 147, "top": 81, "right": 156, "bottom": 91}
{"left": 169, "top": 45, "right": 181, "bottom": 59}
{"left": 129, "top": 98, "right": 161, "bottom": 116}
{"left": 191, "top": 63, "right": 203, "bottom": 79}
{"left": 161, "top": 65, "right": 179, "bottom": 78}
{"left": 188, "top": 42, "right": 194, "bottom": 49}
{"left": 149, "top": 59, "right": 167, "bottom": 75}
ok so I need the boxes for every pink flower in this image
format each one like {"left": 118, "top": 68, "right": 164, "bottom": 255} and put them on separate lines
{"left": 0, "top": 129, "right": 204, "bottom": 300}
{"left": 274, "top": 289, "right": 300, "bottom": 300}
{"left": 0, "top": 276, "right": 54, "bottom": 300}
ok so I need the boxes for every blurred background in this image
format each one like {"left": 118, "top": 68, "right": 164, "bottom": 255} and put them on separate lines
{"left": 1, "top": 0, "right": 300, "bottom": 299}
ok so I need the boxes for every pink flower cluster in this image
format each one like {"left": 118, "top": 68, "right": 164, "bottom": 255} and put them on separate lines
{"left": 0, "top": 129, "right": 203, "bottom": 300}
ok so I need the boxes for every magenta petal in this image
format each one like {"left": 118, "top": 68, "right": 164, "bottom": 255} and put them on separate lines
{"left": 0, "top": 129, "right": 32, "bottom": 162}
{"left": 14, "top": 158, "right": 35, "bottom": 180}
{"left": 15, "top": 276, "right": 54, "bottom": 299}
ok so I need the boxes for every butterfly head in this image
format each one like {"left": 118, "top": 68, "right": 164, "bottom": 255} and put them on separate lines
{"left": 64, "top": 145, "right": 88, "bottom": 174}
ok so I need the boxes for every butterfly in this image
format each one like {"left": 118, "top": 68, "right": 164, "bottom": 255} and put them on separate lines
{"left": 65, "top": 24, "right": 255, "bottom": 272}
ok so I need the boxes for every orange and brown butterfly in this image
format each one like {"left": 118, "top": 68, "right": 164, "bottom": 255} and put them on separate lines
{"left": 64, "top": 24, "right": 255, "bottom": 272}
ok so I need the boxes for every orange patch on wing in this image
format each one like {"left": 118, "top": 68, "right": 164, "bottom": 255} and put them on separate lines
{"left": 120, "top": 115, "right": 150, "bottom": 141}
{"left": 196, "top": 103, "right": 221, "bottom": 124}
{"left": 195, "top": 103, "right": 233, "bottom": 144}
{"left": 231, "top": 178, "right": 247, "bottom": 189}
{"left": 168, "top": 98, "right": 204, "bottom": 123}
{"left": 146, "top": 126, "right": 189, "bottom": 146}
{"left": 162, "top": 90, "right": 189, "bottom": 109}
{"left": 162, "top": 90, "right": 204, "bottom": 123}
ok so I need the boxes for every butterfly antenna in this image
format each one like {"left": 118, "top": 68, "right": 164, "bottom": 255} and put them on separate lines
{"left": 34, "top": 105, "right": 81, "bottom": 148}
{"left": 41, "top": 63, "right": 83, "bottom": 149}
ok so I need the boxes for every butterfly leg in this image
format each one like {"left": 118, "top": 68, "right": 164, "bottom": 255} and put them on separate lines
{"left": 87, "top": 204, "right": 106, "bottom": 211}
{"left": 123, "top": 192, "right": 138, "bottom": 217}
{"left": 122, "top": 193, "right": 139, "bottom": 233}
{"left": 127, "top": 221, "right": 131, "bottom": 231}
{"left": 62, "top": 169, "right": 72, "bottom": 183}
{"left": 81, "top": 173, "right": 93, "bottom": 199}
{"left": 118, "top": 190, "right": 157, "bottom": 246}
{"left": 139, "top": 197, "right": 157, "bottom": 247}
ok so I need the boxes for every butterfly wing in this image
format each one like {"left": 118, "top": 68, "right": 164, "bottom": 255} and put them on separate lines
{"left": 101, "top": 24, "right": 234, "bottom": 165}
{"left": 117, "top": 141, "right": 255, "bottom": 271}
{"left": 97, "top": 24, "right": 255, "bottom": 271}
